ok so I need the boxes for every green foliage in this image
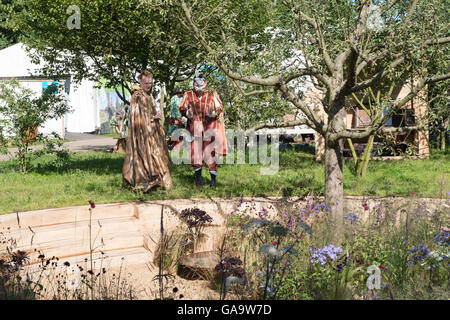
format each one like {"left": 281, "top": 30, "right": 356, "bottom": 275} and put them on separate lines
{"left": 176, "top": 0, "right": 450, "bottom": 224}
{"left": 0, "top": 79, "right": 71, "bottom": 173}
{"left": 11, "top": 0, "right": 202, "bottom": 102}
{"left": 0, "top": 0, "right": 24, "bottom": 50}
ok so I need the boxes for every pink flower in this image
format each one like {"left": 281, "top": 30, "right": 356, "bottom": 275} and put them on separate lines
{"left": 362, "top": 202, "right": 369, "bottom": 211}
{"left": 272, "top": 240, "right": 279, "bottom": 246}
{"left": 88, "top": 200, "right": 95, "bottom": 209}
{"left": 411, "top": 192, "right": 415, "bottom": 196}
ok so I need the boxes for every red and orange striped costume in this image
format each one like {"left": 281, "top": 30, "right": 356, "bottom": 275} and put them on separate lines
{"left": 179, "top": 88, "right": 227, "bottom": 171}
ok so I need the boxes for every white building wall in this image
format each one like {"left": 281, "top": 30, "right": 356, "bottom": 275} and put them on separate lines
{"left": 65, "top": 79, "right": 99, "bottom": 133}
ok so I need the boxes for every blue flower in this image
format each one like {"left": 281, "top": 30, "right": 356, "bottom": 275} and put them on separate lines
{"left": 407, "top": 244, "right": 430, "bottom": 266}
{"left": 312, "top": 202, "right": 331, "bottom": 213}
{"left": 335, "top": 253, "right": 351, "bottom": 273}
{"left": 434, "top": 231, "right": 450, "bottom": 247}
{"left": 344, "top": 212, "right": 359, "bottom": 224}
{"left": 309, "top": 244, "right": 343, "bottom": 266}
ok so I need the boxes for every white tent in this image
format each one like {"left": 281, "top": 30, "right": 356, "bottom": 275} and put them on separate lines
{"left": 0, "top": 43, "right": 100, "bottom": 137}
{"left": 65, "top": 79, "right": 100, "bottom": 133}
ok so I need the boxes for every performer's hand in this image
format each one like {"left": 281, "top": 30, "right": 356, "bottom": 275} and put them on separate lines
{"left": 153, "top": 112, "right": 161, "bottom": 120}
{"left": 207, "top": 107, "right": 217, "bottom": 118}
{"left": 186, "top": 108, "right": 194, "bottom": 119}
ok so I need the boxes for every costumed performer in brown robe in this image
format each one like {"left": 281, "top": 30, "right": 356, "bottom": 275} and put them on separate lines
{"left": 122, "top": 70, "right": 173, "bottom": 192}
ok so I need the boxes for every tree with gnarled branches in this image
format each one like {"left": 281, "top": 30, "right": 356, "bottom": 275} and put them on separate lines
{"left": 171, "top": 0, "right": 449, "bottom": 234}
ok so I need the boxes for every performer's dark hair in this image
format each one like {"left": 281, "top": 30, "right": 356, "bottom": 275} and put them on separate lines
{"left": 173, "top": 87, "right": 184, "bottom": 94}
{"left": 138, "top": 70, "right": 153, "bottom": 80}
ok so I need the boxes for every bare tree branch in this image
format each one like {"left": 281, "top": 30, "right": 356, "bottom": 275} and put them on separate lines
{"left": 353, "top": 36, "right": 450, "bottom": 92}
{"left": 277, "top": 81, "right": 323, "bottom": 134}
{"left": 179, "top": 0, "right": 281, "bottom": 86}
{"left": 331, "top": 72, "right": 450, "bottom": 141}
{"left": 284, "top": 68, "right": 332, "bottom": 89}
{"left": 391, "top": 72, "right": 450, "bottom": 111}
{"left": 245, "top": 118, "right": 310, "bottom": 134}
{"left": 351, "top": 54, "right": 406, "bottom": 92}
{"left": 243, "top": 89, "right": 276, "bottom": 96}
{"left": 280, "top": 0, "right": 335, "bottom": 74}
{"left": 335, "top": 0, "right": 371, "bottom": 74}
{"left": 331, "top": 126, "right": 425, "bottom": 140}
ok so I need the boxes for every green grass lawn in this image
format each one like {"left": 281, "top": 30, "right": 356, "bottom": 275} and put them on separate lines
{"left": 4, "top": 138, "right": 74, "bottom": 148}
{"left": 99, "top": 133, "right": 120, "bottom": 137}
{"left": 1, "top": 145, "right": 449, "bottom": 214}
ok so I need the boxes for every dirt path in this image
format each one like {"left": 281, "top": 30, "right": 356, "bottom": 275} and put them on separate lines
{"left": 0, "top": 132, "right": 116, "bottom": 161}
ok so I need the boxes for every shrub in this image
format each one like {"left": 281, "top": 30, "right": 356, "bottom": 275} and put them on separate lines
{"left": 0, "top": 79, "right": 70, "bottom": 173}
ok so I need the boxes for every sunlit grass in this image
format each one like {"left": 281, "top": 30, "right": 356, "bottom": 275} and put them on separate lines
{"left": 1, "top": 145, "right": 449, "bottom": 214}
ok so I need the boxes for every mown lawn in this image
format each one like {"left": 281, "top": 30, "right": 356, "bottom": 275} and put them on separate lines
{"left": 1, "top": 145, "right": 449, "bottom": 214}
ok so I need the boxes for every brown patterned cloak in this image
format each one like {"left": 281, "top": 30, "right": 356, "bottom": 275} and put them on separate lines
{"left": 122, "top": 86, "right": 173, "bottom": 192}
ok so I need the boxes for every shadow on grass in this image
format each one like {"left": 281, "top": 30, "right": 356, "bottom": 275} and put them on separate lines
{"left": 0, "top": 147, "right": 325, "bottom": 199}
{"left": 27, "top": 151, "right": 125, "bottom": 176}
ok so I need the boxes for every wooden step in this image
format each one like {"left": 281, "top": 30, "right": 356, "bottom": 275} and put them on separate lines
{"left": 0, "top": 203, "right": 137, "bottom": 232}
{"left": 1, "top": 216, "right": 142, "bottom": 250}
{"left": 13, "top": 230, "right": 144, "bottom": 264}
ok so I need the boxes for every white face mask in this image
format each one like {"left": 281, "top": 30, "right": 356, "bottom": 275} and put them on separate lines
{"left": 194, "top": 78, "right": 204, "bottom": 86}
{"left": 194, "top": 78, "right": 205, "bottom": 93}
{"left": 195, "top": 87, "right": 203, "bottom": 94}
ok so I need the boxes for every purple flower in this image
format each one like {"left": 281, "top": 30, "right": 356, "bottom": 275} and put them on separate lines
{"left": 309, "top": 244, "right": 343, "bottom": 266}
{"left": 407, "top": 244, "right": 430, "bottom": 266}
{"left": 434, "top": 232, "right": 450, "bottom": 247}
{"left": 288, "top": 220, "right": 293, "bottom": 230}
{"left": 335, "top": 253, "right": 352, "bottom": 273}
{"left": 180, "top": 208, "right": 213, "bottom": 229}
{"left": 88, "top": 200, "right": 95, "bottom": 209}
{"left": 344, "top": 212, "right": 359, "bottom": 224}
{"left": 312, "top": 202, "right": 331, "bottom": 213}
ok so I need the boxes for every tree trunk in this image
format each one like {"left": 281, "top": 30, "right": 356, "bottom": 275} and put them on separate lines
{"left": 347, "top": 138, "right": 358, "bottom": 167}
{"left": 439, "top": 130, "right": 446, "bottom": 151}
{"left": 324, "top": 97, "right": 346, "bottom": 240}
{"left": 159, "top": 84, "right": 166, "bottom": 127}
{"left": 324, "top": 139, "right": 344, "bottom": 238}
{"left": 360, "top": 135, "right": 374, "bottom": 177}
{"left": 164, "top": 79, "right": 176, "bottom": 134}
